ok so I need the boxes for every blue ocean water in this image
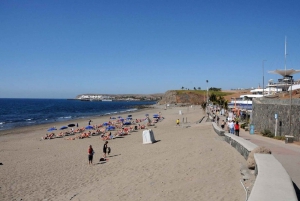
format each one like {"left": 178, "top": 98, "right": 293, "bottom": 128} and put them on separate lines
{"left": 0, "top": 98, "right": 156, "bottom": 131}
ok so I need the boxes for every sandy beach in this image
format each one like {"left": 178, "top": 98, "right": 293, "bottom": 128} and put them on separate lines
{"left": 0, "top": 105, "right": 247, "bottom": 201}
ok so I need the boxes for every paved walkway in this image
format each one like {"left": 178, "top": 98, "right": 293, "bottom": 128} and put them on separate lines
{"left": 238, "top": 127, "right": 300, "bottom": 198}
{"left": 212, "top": 114, "right": 300, "bottom": 192}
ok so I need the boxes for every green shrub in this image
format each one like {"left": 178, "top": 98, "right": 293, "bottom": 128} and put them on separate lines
{"left": 273, "top": 136, "right": 286, "bottom": 140}
{"left": 261, "top": 129, "right": 274, "bottom": 138}
{"left": 240, "top": 123, "right": 247, "bottom": 129}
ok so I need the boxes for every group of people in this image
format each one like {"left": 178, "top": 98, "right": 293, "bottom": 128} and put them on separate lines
{"left": 219, "top": 118, "right": 240, "bottom": 136}
{"left": 88, "top": 141, "right": 110, "bottom": 165}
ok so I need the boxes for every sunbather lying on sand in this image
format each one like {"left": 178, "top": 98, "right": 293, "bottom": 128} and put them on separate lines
{"left": 42, "top": 133, "right": 55, "bottom": 140}
{"left": 56, "top": 132, "right": 64, "bottom": 138}
{"left": 64, "top": 137, "right": 75, "bottom": 140}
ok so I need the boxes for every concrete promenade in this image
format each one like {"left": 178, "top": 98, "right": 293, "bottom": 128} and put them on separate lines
{"left": 238, "top": 128, "right": 300, "bottom": 198}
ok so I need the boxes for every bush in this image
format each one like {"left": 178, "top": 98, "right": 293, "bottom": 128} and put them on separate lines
{"left": 273, "top": 136, "right": 286, "bottom": 140}
{"left": 261, "top": 129, "right": 274, "bottom": 138}
{"left": 240, "top": 123, "right": 247, "bottom": 129}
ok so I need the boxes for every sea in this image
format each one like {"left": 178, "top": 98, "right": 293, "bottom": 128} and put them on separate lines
{"left": 0, "top": 98, "right": 156, "bottom": 131}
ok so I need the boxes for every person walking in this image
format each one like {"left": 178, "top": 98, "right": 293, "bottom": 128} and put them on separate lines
{"left": 176, "top": 119, "right": 180, "bottom": 126}
{"left": 103, "top": 141, "right": 108, "bottom": 158}
{"left": 221, "top": 120, "right": 225, "bottom": 129}
{"left": 88, "top": 145, "right": 94, "bottom": 165}
{"left": 229, "top": 120, "right": 235, "bottom": 134}
{"left": 234, "top": 122, "right": 240, "bottom": 136}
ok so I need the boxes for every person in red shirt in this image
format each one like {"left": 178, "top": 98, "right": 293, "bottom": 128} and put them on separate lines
{"left": 88, "top": 145, "right": 94, "bottom": 165}
{"left": 234, "top": 122, "right": 240, "bottom": 136}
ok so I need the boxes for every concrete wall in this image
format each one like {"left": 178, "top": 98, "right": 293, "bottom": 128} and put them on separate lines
{"left": 252, "top": 98, "right": 300, "bottom": 140}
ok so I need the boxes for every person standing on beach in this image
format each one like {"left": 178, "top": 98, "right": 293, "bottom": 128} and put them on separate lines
{"left": 103, "top": 141, "right": 108, "bottom": 158}
{"left": 88, "top": 145, "right": 94, "bottom": 165}
{"left": 176, "top": 119, "right": 180, "bottom": 126}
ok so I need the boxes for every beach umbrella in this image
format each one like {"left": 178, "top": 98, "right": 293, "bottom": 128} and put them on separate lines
{"left": 60, "top": 126, "right": 68, "bottom": 130}
{"left": 47, "top": 127, "right": 57, "bottom": 132}
{"left": 107, "top": 126, "right": 115, "bottom": 131}
{"left": 85, "top": 125, "right": 94, "bottom": 130}
{"left": 68, "top": 124, "right": 75, "bottom": 127}
{"left": 120, "top": 118, "right": 125, "bottom": 122}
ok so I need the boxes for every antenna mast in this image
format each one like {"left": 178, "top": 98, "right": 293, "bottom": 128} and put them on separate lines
{"left": 285, "top": 36, "right": 287, "bottom": 75}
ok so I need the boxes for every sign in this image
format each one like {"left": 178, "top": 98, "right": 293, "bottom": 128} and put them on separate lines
{"left": 275, "top": 114, "right": 278, "bottom": 119}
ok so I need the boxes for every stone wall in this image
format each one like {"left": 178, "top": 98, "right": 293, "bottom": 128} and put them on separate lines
{"left": 252, "top": 98, "right": 300, "bottom": 140}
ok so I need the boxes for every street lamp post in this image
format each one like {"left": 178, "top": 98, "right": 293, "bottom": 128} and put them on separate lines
{"left": 262, "top": 60, "right": 267, "bottom": 96}
{"left": 289, "top": 77, "right": 292, "bottom": 135}
{"left": 245, "top": 96, "right": 249, "bottom": 123}
{"left": 206, "top": 80, "right": 209, "bottom": 115}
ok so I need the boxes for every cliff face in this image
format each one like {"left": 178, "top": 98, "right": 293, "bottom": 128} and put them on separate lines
{"left": 158, "top": 90, "right": 205, "bottom": 105}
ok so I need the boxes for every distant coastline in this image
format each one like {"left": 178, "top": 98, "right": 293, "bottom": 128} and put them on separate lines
{"left": 74, "top": 93, "right": 162, "bottom": 102}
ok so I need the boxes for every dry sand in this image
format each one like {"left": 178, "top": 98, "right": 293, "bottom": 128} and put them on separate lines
{"left": 0, "top": 105, "right": 247, "bottom": 201}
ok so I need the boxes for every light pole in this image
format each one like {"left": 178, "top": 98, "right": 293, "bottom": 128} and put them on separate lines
{"left": 289, "top": 76, "right": 292, "bottom": 135}
{"left": 262, "top": 60, "right": 267, "bottom": 96}
{"left": 244, "top": 96, "right": 249, "bottom": 123}
{"left": 206, "top": 80, "right": 209, "bottom": 114}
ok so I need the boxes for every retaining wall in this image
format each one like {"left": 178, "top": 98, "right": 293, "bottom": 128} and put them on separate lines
{"left": 252, "top": 98, "right": 300, "bottom": 140}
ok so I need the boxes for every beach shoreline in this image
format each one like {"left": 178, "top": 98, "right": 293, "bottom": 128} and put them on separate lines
{"left": 0, "top": 105, "right": 158, "bottom": 137}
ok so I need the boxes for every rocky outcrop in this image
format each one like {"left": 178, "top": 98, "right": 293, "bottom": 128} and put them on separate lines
{"left": 158, "top": 90, "right": 205, "bottom": 105}
{"left": 247, "top": 146, "right": 272, "bottom": 169}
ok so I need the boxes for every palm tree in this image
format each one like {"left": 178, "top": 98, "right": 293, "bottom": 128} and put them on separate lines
{"left": 209, "top": 93, "right": 217, "bottom": 104}
{"left": 181, "top": 86, "right": 184, "bottom": 90}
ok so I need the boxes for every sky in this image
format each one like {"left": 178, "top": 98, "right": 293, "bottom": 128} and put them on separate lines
{"left": 1, "top": 0, "right": 300, "bottom": 98}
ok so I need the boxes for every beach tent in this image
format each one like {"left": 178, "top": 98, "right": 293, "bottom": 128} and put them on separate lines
{"left": 142, "top": 129, "right": 156, "bottom": 144}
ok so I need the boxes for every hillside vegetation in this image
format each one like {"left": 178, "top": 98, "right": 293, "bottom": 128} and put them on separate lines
{"left": 159, "top": 90, "right": 234, "bottom": 105}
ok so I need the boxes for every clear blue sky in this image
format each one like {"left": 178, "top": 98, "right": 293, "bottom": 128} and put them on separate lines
{"left": 1, "top": 0, "right": 300, "bottom": 98}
